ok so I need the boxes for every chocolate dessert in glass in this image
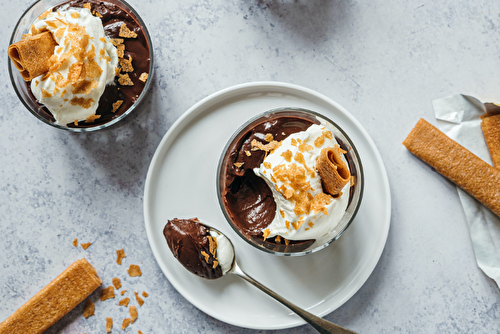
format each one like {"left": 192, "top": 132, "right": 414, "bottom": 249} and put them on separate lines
{"left": 217, "top": 108, "right": 364, "bottom": 255}
{"left": 8, "top": 0, "right": 153, "bottom": 132}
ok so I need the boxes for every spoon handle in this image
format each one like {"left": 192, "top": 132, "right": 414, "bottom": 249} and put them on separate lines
{"left": 231, "top": 264, "right": 357, "bottom": 334}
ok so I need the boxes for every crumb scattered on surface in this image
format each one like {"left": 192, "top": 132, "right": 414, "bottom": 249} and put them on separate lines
{"left": 100, "top": 286, "right": 115, "bottom": 301}
{"left": 81, "top": 242, "right": 92, "bottom": 250}
{"left": 116, "top": 249, "right": 126, "bottom": 265}
{"left": 121, "top": 290, "right": 127, "bottom": 296}
{"left": 119, "top": 297, "right": 130, "bottom": 307}
{"left": 106, "top": 317, "right": 113, "bottom": 333}
{"left": 112, "top": 277, "right": 122, "bottom": 290}
{"left": 72, "top": 238, "right": 78, "bottom": 247}
{"left": 134, "top": 291, "right": 144, "bottom": 306}
{"left": 127, "top": 264, "right": 142, "bottom": 277}
{"left": 121, "top": 318, "right": 131, "bottom": 330}
{"left": 129, "top": 305, "right": 138, "bottom": 323}
{"left": 83, "top": 299, "right": 95, "bottom": 318}
{"left": 142, "top": 291, "right": 148, "bottom": 298}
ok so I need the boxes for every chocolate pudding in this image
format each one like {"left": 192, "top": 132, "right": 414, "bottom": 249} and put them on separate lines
{"left": 21, "top": 0, "right": 151, "bottom": 128}
{"left": 222, "top": 115, "right": 320, "bottom": 249}
{"left": 163, "top": 218, "right": 223, "bottom": 279}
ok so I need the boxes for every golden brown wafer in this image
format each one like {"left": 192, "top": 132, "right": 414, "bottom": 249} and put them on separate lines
{"left": 403, "top": 118, "right": 500, "bottom": 217}
{"left": 316, "top": 146, "right": 351, "bottom": 197}
{"left": 0, "top": 258, "right": 101, "bottom": 334}
{"left": 8, "top": 31, "right": 57, "bottom": 81}
{"left": 481, "top": 113, "right": 500, "bottom": 168}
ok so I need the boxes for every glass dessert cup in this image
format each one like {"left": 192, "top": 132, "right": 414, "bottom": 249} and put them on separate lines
{"left": 217, "top": 107, "right": 364, "bottom": 256}
{"left": 8, "top": 0, "right": 154, "bottom": 132}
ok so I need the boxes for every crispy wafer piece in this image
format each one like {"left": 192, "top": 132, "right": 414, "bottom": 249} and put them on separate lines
{"left": 481, "top": 113, "right": 500, "bottom": 168}
{"left": 0, "top": 258, "right": 101, "bottom": 334}
{"left": 403, "top": 118, "right": 500, "bottom": 217}
{"left": 316, "top": 146, "right": 351, "bottom": 197}
{"left": 8, "top": 31, "right": 58, "bottom": 81}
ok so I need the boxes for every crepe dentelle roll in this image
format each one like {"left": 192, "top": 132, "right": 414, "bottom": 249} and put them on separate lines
{"left": 0, "top": 258, "right": 102, "bottom": 334}
{"left": 480, "top": 112, "right": 500, "bottom": 168}
{"left": 403, "top": 118, "right": 500, "bottom": 218}
{"left": 316, "top": 145, "right": 351, "bottom": 197}
{"left": 8, "top": 31, "right": 57, "bottom": 81}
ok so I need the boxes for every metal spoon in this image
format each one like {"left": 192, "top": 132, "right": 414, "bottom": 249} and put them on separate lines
{"left": 207, "top": 226, "right": 358, "bottom": 334}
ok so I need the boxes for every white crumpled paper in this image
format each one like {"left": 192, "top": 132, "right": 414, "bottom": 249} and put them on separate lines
{"left": 433, "top": 94, "right": 500, "bottom": 288}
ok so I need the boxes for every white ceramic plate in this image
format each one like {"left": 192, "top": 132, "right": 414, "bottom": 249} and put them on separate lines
{"left": 144, "top": 82, "right": 391, "bottom": 330}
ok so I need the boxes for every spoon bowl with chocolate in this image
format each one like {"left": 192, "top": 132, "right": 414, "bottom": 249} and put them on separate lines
{"left": 217, "top": 108, "right": 364, "bottom": 256}
{"left": 8, "top": 0, "right": 153, "bottom": 132}
{"left": 164, "top": 218, "right": 357, "bottom": 334}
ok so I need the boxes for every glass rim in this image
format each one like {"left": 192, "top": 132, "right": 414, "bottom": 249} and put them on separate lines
{"left": 216, "top": 107, "right": 364, "bottom": 256}
{"left": 8, "top": 0, "right": 154, "bottom": 132}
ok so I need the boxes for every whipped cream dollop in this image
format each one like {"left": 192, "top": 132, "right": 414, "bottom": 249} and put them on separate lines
{"left": 210, "top": 230, "right": 234, "bottom": 275}
{"left": 30, "top": 7, "right": 118, "bottom": 125}
{"left": 253, "top": 123, "right": 350, "bottom": 240}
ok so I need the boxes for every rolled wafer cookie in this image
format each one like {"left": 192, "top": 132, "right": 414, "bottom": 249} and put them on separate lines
{"left": 403, "top": 118, "right": 500, "bottom": 217}
{"left": 480, "top": 112, "right": 500, "bottom": 168}
{"left": 0, "top": 258, "right": 102, "bottom": 334}
{"left": 8, "top": 31, "right": 57, "bottom": 81}
{"left": 316, "top": 145, "right": 351, "bottom": 197}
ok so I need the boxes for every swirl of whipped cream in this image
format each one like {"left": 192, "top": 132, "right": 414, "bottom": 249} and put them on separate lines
{"left": 253, "top": 123, "right": 350, "bottom": 240}
{"left": 30, "top": 7, "right": 118, "bottom": 125}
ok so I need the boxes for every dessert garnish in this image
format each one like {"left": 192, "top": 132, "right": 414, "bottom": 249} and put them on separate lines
{"left": 316, "top": 146, "right": 351, "bottom": 197}
{"left": 403, "top": 118, "right": 500, "bottom": 217}
{"left": 8, "top": 31, "right": 58, "bottom": 81}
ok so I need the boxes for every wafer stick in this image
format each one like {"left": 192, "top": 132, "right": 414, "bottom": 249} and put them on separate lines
{"left": 403, "top": 118, "right": 500, "bottom": 217}
{"left": 481, "top": 113, "right": 500, "bottom": 168}
{"left": 0, "top": 259, "right": 101, "bottom": 334}
{"left": 316, "top": 146, "right": 351, "bottom": 197}
{"left": 8, "top": 31, "right": 57, "bottom": 81}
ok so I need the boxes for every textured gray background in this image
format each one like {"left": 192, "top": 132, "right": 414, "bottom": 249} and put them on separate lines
{"left": 1, "top": 0, "right": 500, "bottom": 333}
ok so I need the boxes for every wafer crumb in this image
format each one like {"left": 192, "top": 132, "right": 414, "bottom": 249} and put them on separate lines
{"left": 83, "top": 299, "right": 95, "bottom": 318}
{"left": 81, "top": 242, "right": 92, "bottom": 250}
{"left": 129, "top": 305, "right": 138, "bottom": 323}
{"left": 122, "top": 318, "right": 131, "bottom": 330}
{"left": 127, "top": 264, "right": 142, "bottom": 277}
{"left": 119, "top": 297, "right": 130, "bottom": 307}
{"left": 142, "top": 291, "right": 148, "bottom": 298}
{"left": 134, "top": 291, "right": 144, "bottom": 306}
{"left": 72, "top": 238, "right": 78, "bottom": 247}
{"left": 118, "top": 73, "right": 133, "bottom": 86}
{"left": 121, "top": 290, "right": 127, "bottom": 296}
{"left": 100, "top": 286, "right": 115, "bottom": 301}
{"left": 116, "top": 249, "right": 126, "bottom": 265}
{"left": 139, "top": 72, "right": 148, "bottom": 82}
{"left": 106, "top": 317, "right": 113, "bottom": 333}
{"left": 112, "top": 100, "right": 123, "bottom": 113}
{"left": 119, "top": 23, "right": 137, "bottom": 38}
{"left": 112, "top": 277, "right": 122, "bottom": 290}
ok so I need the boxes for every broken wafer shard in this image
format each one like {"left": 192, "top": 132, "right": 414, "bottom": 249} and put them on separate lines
{"left": 8, "top": 31, "right": 57, "bottom": 81}
{"left": 481, "top": 112, "right": 500, "bottom": 168}
{"left": 403, "top": 118, "right": 500, "bottom": 217}
{"left": 0, "top": 258, "right": 102, "bottom": 334}
{"left": 316, "top": 146, "right": 351, "bottom": 197}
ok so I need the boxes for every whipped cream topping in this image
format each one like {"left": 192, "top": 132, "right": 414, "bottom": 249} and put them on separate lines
{"left": 253, "top": 123, "right": 350, "bottom": 240}
{"left": 210, "top": 230, "right": 234, "bottom": 275}
{"left": 30, "top": 7, "right": 118, "bottom": 125}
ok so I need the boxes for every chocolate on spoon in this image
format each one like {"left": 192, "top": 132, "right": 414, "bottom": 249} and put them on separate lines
{"left": 163, "top": 218, "right": 357, "bottom": 334}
